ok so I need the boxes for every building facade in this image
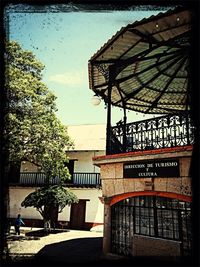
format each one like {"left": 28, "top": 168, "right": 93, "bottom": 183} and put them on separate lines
{"left": 8, "top": 124, "right": 106, "bottom": 230}
{"left": 93, "top": 145, "right": 192, "bottom": 258}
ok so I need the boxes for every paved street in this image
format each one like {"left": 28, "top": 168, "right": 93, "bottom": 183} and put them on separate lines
{"left": 5, "top": 227, "right": 105, "bottom": 266}
{"left": 4, "top": 227, "right": 187, "bottom": 267}
{"left": 5, "top": 227, "right": 140, "bottom": 267}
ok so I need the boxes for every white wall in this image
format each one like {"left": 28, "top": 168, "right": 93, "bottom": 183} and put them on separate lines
{"left": 9, "top": 187, "right": 43, "bottom": 220}
{"left": 20, "top": 161, "right": 41, "bottom": 172}
{"left": 68, "top": 150, "right": 104, "bottom": 173}
{"left": 58, "top": 188, "right": 103, "bottom": 223}
{"left": 20, "top": 150, "right": 105, "bottom": 174}
{"left": 9, "top": 187, "right": 103, "bottom": 224}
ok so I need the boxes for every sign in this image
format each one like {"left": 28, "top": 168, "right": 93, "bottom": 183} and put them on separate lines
{"left": 124, "top": 158, "right": 180, "bottom": 178}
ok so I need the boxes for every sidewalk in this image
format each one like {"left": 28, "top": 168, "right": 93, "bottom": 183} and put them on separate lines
{"left": 6, "top": 227, "right": 105, "bottom": 266}
{"left": 5, "top": 227, "right": 185, "bottom": 267}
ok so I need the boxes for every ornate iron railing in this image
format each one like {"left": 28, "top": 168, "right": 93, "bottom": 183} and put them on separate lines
{"left": 110, "top": 113, "right": 195, "bottom": 154}
{"left": 18, "top": 172, "right": 101, "bottom": 187}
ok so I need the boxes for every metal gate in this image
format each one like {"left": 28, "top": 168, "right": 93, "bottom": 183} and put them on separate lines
{"left": 111, "top": 201, "right": 134, "bottom": 256}
{"left": 111, "top": 196, "right": 192, "bottom": 257}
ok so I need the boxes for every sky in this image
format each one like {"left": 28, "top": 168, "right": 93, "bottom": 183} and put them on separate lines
{"left": 4, "top": 4, "right": 171, "bottom": 126}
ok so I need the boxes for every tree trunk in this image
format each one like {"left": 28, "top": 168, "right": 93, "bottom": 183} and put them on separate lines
{"left": 50, "top": 206, "right": 58, "bottom": 229}
{"left": 43, "top": 205, "right": 58, "bottom": 232}
{"left": 44, "top": 219, "right": 51, "bottom": 233}
{"left": 43, "top": 206, "right": 51, "bottom": 233}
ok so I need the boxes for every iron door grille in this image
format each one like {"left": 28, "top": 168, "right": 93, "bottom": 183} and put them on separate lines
{"left": 111, "top": 196, "right": 192, "bottom": 257}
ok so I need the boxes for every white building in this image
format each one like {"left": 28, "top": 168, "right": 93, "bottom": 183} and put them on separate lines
{"left": 8, "top": 124, "right": 106, "bottom": 230}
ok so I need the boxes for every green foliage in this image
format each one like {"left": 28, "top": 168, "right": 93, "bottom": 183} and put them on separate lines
{"left": 21, "top": 185, "right": 79, "bottom": 220}
{"left": 4, "top": 41, "right": 73, "bottom": 182}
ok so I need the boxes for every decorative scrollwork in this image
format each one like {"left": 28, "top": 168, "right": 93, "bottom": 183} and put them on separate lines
{"left": 110, "top": 113, "right": 194, "bottom": 154}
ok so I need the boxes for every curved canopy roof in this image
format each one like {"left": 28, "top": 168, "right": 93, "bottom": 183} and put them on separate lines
{"left": 88, "top": 7, "right": 191, "bottom": 114}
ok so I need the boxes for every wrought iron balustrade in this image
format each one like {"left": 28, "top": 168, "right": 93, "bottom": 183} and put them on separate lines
{"left": 110, "top": 113, "right": 195, "bottom": 155}
{"left": 18, "top": 172, "right": 101, "bottom": 187}
{"left": 72, "top": 172, "right": 101, "bottom": 186}
{"left": 20, "top": 172, "right": 49, "bottom": 185}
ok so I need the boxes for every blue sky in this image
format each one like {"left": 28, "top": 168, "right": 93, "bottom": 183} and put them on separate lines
{"left": 5, "top": 5, "right": 170, "bottom": 126}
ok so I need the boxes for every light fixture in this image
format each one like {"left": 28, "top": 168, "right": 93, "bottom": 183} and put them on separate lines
{"left": 91, "top": 94, "right": 101, "bottom": 106}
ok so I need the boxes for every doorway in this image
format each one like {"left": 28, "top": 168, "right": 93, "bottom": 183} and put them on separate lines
{"left": 70, "top": 200, "right": 87, "bottom": 230}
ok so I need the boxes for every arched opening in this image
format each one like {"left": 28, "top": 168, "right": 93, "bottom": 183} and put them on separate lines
{"left": 111, "top": 195, "right": 192, "bottom": 257}
{"left": 110, "top": 191, "right": 192, "bottom": 206}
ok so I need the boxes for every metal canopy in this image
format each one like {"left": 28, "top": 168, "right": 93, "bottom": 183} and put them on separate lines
{"left": 88, "top": 7, "right": 191, "bottom": 114}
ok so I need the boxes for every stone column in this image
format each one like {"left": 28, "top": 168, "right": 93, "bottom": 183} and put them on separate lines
{"left": 103, "top": 198, "right": 111, "bottom": 255}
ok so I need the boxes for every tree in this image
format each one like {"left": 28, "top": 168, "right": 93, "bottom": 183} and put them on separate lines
{"left": 3, "top": 41, "right": 78, "bottom": 232}
{"left": 21, "top": 185, "right": 79, "bottom": 229}
{"left": 4, "top": 41, "right": 73, "bottom": 182}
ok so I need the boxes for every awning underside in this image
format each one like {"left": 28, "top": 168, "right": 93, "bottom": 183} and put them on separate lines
{"left": 88, "top": 8, "right": 191, "bottom": 114}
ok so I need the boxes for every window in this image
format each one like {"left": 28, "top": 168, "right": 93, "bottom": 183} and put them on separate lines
{"left": 111, "top": 196, "right": 192, "bottom": 256}
{"left": 132, "top": 196, "right": 191, "bottom": 241}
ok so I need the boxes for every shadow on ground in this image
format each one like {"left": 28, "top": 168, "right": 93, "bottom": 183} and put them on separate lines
{"left": 35, "top": 237, "right": 104, "bottom": 265}
{"left": 6, "top": 235, "right": 40, "bottom": 241}
{"left": 4, "top": 236, "right": 194, "bottom": 267}
{"left": 34, "top": 237, "right": 192, "bottom": 267}
{"left": 25, "top": 229, "right": 69, "bottom": 237}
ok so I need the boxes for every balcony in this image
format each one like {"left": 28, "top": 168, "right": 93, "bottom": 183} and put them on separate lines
{"left": 14, "top": 172, "right": 101, "bottom": 188}
{"left": 109, "top": 113, "right": 195, "bottom": 155}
